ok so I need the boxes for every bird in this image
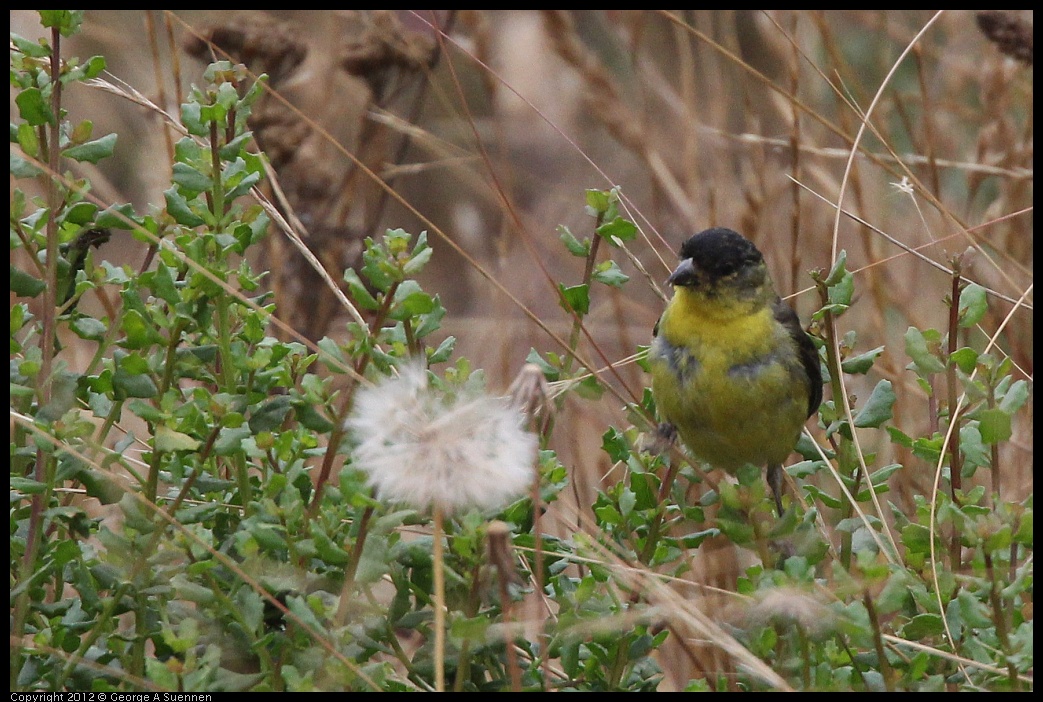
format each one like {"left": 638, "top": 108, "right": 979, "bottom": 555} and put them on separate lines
{"left": 648, "top": 227, "right": 822, "bottom": 515}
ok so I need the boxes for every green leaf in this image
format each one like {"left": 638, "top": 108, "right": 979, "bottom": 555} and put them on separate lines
{"left": 38, "top": 10, "right": 84, "bottom": 36}
{"left": 10, "top": 33, "right": 52, "bottom": 58}
{"left": 904, "top": 327, "right": 945, "bottom": 375}
{"left": 427, "top": 336, "right": 456, "bottom": 364}
{"left": 901, "top": 613, "right": 944, "bottom": 639}
{"left": 876, "top": 570, "right": 916, "bottom": 614}
{"left": 618, "top": 486, "right": 637, "bottom": 516}
{"left": 786, "top": 459, "right": 823, "bottom": 478}
{"left": 390, "top": 280, "right": 435, "bottom": 319}
{"left": 841, "top": 345, "right": 885, "bottom": 374}
{"left": 155, "top": 425, "right": 202, "bottom": 452}
{"left": 16, "top": 122, "right": 40, "bottom": 158}
{"left": 172, "top": 162, "right": 214, "bottom": 193}
{"left": 117, "top": 350, "right": 148, "bottom": 374}
{"left": 558, "top": 283, "right": 590, "bottom": 316}
{"left": 601, "top": 428, "right": 630, "bottom": 463}
{"left": 11, "top": 303, "right": 29, "bottom": 334}
{"left": 97, "top": 261, "right": 128, "bottom": 285}
{"left": 164, "top": 187, "right": 206, "bottom": 228}
{"left": 402, "top": 243, "right": 433, "bottom": 275}
{"left": 293, "top": 402, "right": 334, "bottom": 433}
{"left": 224, "top": 169, "right": 262, "bottom": 201}
{"left": 575, "top": 374, "right": 604, "bottom": 400}
{"left": 112, "top": 369, "right": 158, "bottom": 399}
{"left": 180, "top": 102, "right": 207, "bottom": 136}
{"left": 119, "top": 309, "right": 161, "bottom": 349}
{"left": 11, "top": 151, "right": 42, "bottom": 178}
{"left": 910, "top": 434, "right": 944, "bottom": 463}
{"left": 414, "top": 300, "right": 446, "bottom": 339}
{"left": 900, "top": 523, "right": 935, "bottom": 554}
{"left": 95, "top": 203, "right": 139, "bottom": 230}
{"left": 248, "top": 521, "right": 288, "bottom": 552}
{"left": 956, "top": 589, "right": 992, "bottom": 629}
{"left": 316, "top": 337, "right": 346, "bottom": 368}
{"left": 998, "top": 379, "right": 1029, "bottom": 414}
{"left": 64, "top": 201, "right": 99, "bottom": 225}
{"left": 559, "top": 226, "right": 589, "bottom": 257}
{"left": 822, "top": 250, "right": 848, "bottom": 286}
{"left": 174, "top": 136, "right": 204, "bottom": 163}
{"left": 62, "top": 133, "right": 117, "bottom": 164}
{"left": 596, "top": 216, "right": 637, "bottom": 243}
{"left": 869, "top": 463, "right": 903, "bottom": 486}
{"left": 149, "top": 264, "right": 180, "bottom": 305}
{"left": 218, "top": 132, "right": 254, "bottom": 160}
{"left": 977, "top": 408, "right": 1012, "bottom": 444}
{"left": 959, "top": 425, "right": 989, "bottom": 471}
{"left": 355, "top": 532, "right": 393, "bottom": 584}
{"left": 15, "top": 87, "right": 55, "bottom": 126}
{"left": 584, "top": 189, "right": 612, "bottom": 215}
{"left": 679, "top": 528, "right": 720, "bottom": 549}
{"left": 343, "top": 269, "right": 380, "bottom": 310}
{"left": 37, "top": 371, "right": 80, "bottom": 423}
{"left": 10, "top": 265, "right": 46, "bottom": 298}
{"left": 74, "top": 55, "right": 107, "bottom": 81}
{"left": 311, "top": 529, "right": 351, "bottom": 566}
{"left": 214, "top": 427, "right": 252, "bottom": 456}
{"left": 828, "top": 269, "right": 854, "bottom": 307}
{"left": 957, "top": 283, "right": 987, "bottom": 328}
{"left": 525, "top": 348, "right": 560, "bottom": 382}
{"left": 249, "top": 395, "right": 292, "bottom": 433}
{"left": 451, "top": 615, "right": 492, "bottom": 643}
{"left": 950, "top": 347, "right": 978, "bottom": 374}
{"left": 803, "top": 484, "right": 842, "bottom": 509}
{"left": 853, "top": 380, "right": 895, "bottom": 428}
{"left": 10, "top": 477, "right": 48, "bottom": 494}
{"left": 593, "top": 503, "right": 622, "bottom": 526}
{"left": 984, "top": 524, "right": 1012, "bottom": 553}
{"left": 69, "top": 317, "right": 105, "bottom": 340}
{"left": 77, "top": 468, "right": 124, "bottom": 504}
{"left": 592, "top": 260, "right": 630, "bottom": 288}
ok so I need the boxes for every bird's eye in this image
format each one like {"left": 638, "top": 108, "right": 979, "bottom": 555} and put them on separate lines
{"left": 703, "top": 257, "right": 741, "bottom": 278}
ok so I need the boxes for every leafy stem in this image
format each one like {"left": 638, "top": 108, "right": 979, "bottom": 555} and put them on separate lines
{"left": 562, "top": 214, "right": 604, "bottom": 376}
{"left": 12, "top": 27, "right": 64, "bottom": 684}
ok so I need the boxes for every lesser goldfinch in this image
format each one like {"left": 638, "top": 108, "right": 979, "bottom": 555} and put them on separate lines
{"left": 649, "top": 228, "right": 822, "bottom": 514}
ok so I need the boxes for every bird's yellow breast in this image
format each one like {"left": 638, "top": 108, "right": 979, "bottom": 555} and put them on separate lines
{"left": 649, "top": 288, "right": 809, "bottom": 471}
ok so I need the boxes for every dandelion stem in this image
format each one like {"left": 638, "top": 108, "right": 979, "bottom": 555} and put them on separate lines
{"left": 433, "top": 504, "right": 447, "bottom": 692}
{"left": 531, "top": 462, "right": 550, "bottom": 690}
{"left": 488, "top": 522, "right": 522, "bottom": 691}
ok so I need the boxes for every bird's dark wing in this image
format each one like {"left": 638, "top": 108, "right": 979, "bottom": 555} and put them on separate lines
{"left": 773, "top": 300, "right": 823, "bottom": 419}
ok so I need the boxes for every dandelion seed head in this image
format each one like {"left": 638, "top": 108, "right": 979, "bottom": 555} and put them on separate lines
{"left": 746, "top": 587, "right": 835, "bottom": 637}
{"left": 346, "top": 364, "right": 538, "bottom": 514}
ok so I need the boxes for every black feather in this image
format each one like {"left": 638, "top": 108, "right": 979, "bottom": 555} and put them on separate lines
{"left": 773, "top": 299, "right": 823, "bottom": 419}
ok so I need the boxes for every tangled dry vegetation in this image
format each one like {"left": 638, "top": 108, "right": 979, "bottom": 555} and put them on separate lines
{"left": 40, "top": 7, "right": 1031, "bottom": 530}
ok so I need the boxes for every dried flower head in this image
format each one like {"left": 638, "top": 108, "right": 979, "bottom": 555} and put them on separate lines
{"left": 746, "top": 587, "right": 835, "bottom": 638}
{"left": 346, "top": 364, "right": 538, "bottom": 514}
{"left": 507, "top": 362, "right": 553, "bottom": 431}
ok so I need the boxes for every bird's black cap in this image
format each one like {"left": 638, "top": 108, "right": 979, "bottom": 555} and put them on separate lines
{"left": 678, "top": 228, "right": 763, "bottom": 279}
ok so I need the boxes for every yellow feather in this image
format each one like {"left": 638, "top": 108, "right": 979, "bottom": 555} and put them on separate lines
{"left": 648, "top": 230, "right": 818, "bottom": 508}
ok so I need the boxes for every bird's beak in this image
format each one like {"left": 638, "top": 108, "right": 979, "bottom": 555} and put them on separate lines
{"left": 667, "top": 258, "right": 698, "bottom": 287}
